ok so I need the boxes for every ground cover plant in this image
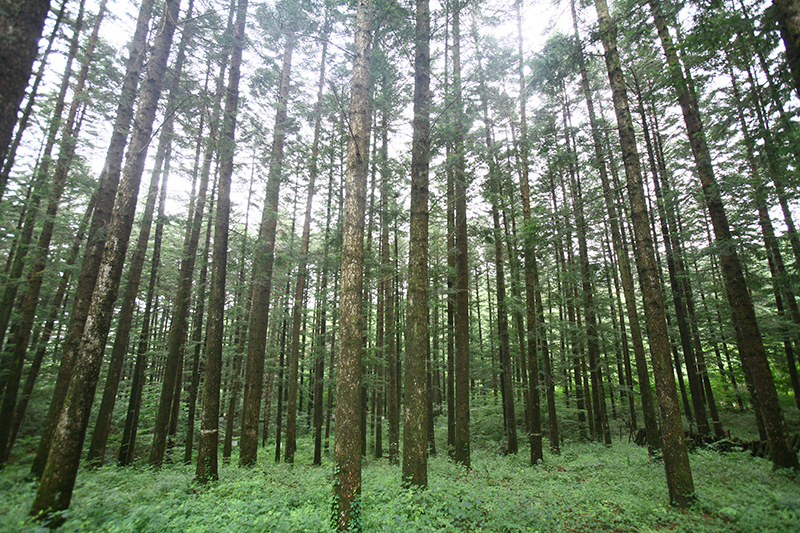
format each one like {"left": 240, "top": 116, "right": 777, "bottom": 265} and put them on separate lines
{"left": 2, "top": 409, "right": 798, "bottom": 533}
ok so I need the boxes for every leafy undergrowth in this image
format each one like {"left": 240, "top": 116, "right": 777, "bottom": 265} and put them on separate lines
{"left": 1, "top": 437, "right": 798, "bottom": 532}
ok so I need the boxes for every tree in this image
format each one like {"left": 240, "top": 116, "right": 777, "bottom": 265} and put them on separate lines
{"left": 30, "top": 0, "right": 156, "bottom": 480}
{"left": 452, "top": 0, "right": 471, "bottom": 470}
{"left": 592, "top": 0, "right": 695, "bottom": 507}
{"left": 239, "top": 5, "right": 296, "bottom": 467}
{"left": 30, "top": 0, "right": 184, "bottom": 520}
{"left": 648, "top": 0, "right": 799, "bottom": 471}
{"left": 515, "top": 0, "right": 542, "bottom": 465}
{"left": 333, "top": 0, "right": 373, "bottom": 526}
{"left": 195, "top": 0, "right": 248, "bottom": 483}
{"left": 403, "top": 0, "right": 431, "bottom": 488}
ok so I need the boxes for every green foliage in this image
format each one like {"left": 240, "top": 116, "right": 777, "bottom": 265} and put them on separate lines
{"left": 2, "top": 433, "right": 799, "bottom": 532}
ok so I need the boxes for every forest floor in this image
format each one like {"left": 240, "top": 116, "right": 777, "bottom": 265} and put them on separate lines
{"left": 1, "top": 399, "right": 799, "bottom": 532}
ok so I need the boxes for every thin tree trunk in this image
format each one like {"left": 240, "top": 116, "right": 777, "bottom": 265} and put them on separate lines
{"left": 452, "top": 0, "right": 471, "bottom": 470}
{"left": 195, "top": 0, "right": 247, "bottom": 483}
{"left": 514, "top": 0, "right": 543, "bottom": 465}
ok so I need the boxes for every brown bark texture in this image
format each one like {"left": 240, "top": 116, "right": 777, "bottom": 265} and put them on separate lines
{"left": 0, "top": 0, "right": 51, "bottom": 166}
{"left": 403, "top": 0, "right": 431, "bottom": 488}
{"left": 333, "top": 0, "right": 372, "bottom": 527}
{"left": 593, "top": 0, "right": 696, "bottom": 507}
{"left": 30, "top": 0, "right": 182, "bottom": 519}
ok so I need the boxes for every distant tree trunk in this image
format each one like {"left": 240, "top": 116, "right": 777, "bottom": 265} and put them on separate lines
{"left": 314, "top": 126, "right": 336, "bottom": 467}
{"left": 0, "top": 0, "right": 52, "bottom": 168}
{"left": 592, "top": 0, "right": 695, "bottom": 507}
{"left": 29, "top": 0, "right": 183, "bottom": 520}
{"left": 195, "top": 0, "right": 247, "bottom": 483}
{"left": 239, "top": 29, "right": 294, "bottom": 467}
{"left": 648, "top": 0, "right": 798, "bottom": 471}
{"left": 473, "top": 22, "right": 517, "bottom": 454}
{"left": 451, "top": 0, "right": 471, "bottom": 470}
{"left": 514, "top": 0, "right": 542, "bottom": 465}
{"left": 382, "top": 113, "right": 399, "bottom": 465}
{"left": 285, "top": 24, "right": 324, "bottom": 464}
{"left": 118, "top": 142, "right": 171, "bottom": 466}
{"left": 403, "top": 0, "right": 430, "bottom": 488}
{"left": 333, "top": 0, "right": 373, "bottom": 526}
{"left": 30, "top": 0, "right": 155, "bottom": 481}
{"left": 184, "top": 186, "right": 214, "bottom": 464}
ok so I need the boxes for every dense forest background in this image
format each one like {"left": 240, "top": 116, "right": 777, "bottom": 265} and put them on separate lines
{"left": 0, "top": 0, "right": 799, "bottom": 529}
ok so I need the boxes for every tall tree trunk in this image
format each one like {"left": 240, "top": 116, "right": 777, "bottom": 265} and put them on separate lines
{"left": 473, "top": 20, "right": 517, "bottom": 454}
{"left": 592, "top": 0, "right": 695, "bottom": 507}
{"left": 239, "top": 29, "right": 295, "bottom": 467}
{"left": 285, "top": 23, "right": 326, "bottom": 464}
{"left": 452, "top": 0, "right": 471, "bottom": 470}
{"left": 333, "top": 0, "right": 373, "bottom": 525}
{"left": 648, "top": 0, "right": 798, "bottom": 471}
{"left": 30, "top": 0, "right": 156, "bottom": 480}
{"left": 150, "top": 3, "right": 234, "bottom": 466}
{"left": 403, "top": 0, "right": 430, "bottom": 488}
{"left": 30, "top": 0, "right": 183, "bottom": 520}
{"left": 184, "top": 178, "right": 215, "bottom": 464}
{"left": 195, "top": 0, "right": 247, "bottom": 483}
{"left": 514, "top": 0, "right": 543, "bottom": 465}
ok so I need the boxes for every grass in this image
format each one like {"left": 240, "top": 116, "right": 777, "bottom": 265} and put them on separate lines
{"left": 2, "top": 425, "right": 799, "bottom": 532}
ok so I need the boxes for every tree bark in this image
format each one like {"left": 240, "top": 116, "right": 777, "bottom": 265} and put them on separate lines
{"left": 403, "top": 0, "right": 430, "bottom": 488}
{"left": 592, "top": 0, "right": 695, "bottom": 507}
{"left": 0, "top": 0, "right": 52, "bottom": 167}
{"left": 30, "top": 0, "right": 183, "bottom": 520}
{"left": 195, "top": 0, "right": 247, "bottom": 483}
{"left": 333, "top": 0, "right": 373, "bottom": 526}
{"left": 30, "top": 0, "right": 156, "bottom": 480}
